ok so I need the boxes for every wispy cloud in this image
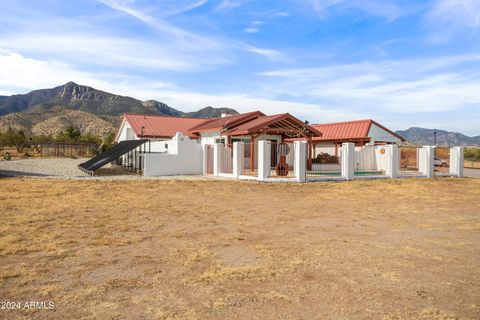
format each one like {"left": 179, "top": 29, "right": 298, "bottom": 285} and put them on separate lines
{"left": 0, "top": 34, "right": 228, "bottom": 71}
{"left": 0, "top": 51, "right": 363, "bottom": 124}
{"left": 426, "top": 0, "right": 480, "bottom": 43}
{"left": 163, "top": 0, "right": 209, "bottom": 17}
{"left": 97, "top": 0, "right": 216, "bottom": 45}
{"left": 97, "top": 0, "right": 281, "bottom": 60}
{"left": 215, "top": 0, "right": 245, "bottom": 11}
{"left": 242, "top": 44, "right": 283, "bottom": 60}
{"left": 244, "top": 21, "right": 262, "bottom": 33}
{"left": 307, "top": 0, "right": 407, "bottom": 21}
{"left": 259, "top": 55, "right": 480, "bottom": 114}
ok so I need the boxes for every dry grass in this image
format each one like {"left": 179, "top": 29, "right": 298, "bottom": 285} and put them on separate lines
{"left": 0, "top": 177, "right": 479, "bottom": 319}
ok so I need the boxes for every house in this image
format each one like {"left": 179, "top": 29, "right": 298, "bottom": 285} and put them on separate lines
{"left": 111, "top": 112, "right": 405, "bottom": 177}
{"left": 307, "top": 119, "right": 406, "bottom": 157}
{"left": 115, "top": 113, "right": 206, "bottom": 144}
{"left": 81, "top": 111, "right": 463, "bottom": 180}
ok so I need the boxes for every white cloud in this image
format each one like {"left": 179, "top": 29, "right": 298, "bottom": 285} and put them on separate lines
{"left": 0, "top": 51, "right": 364, "bottom": 124}
{"left": 307, "top": 0, "right": 406, "bottom": 21}
{"left": 0, "top": 52, "right": 130, "bottom": 93}
{"left": 97, "top": 0, "right": 219, "bottom": 47}
{"left": 163, "top": 0, "right": 209, "bottom": 17}
{"left": 96, "top": 0, "right": 282, "bottom": 61}
{"left": 0, "top": 34, "right": 228, "bottom": 71}
{"left": 242, "top": 45, "right": 283, "bottom": 60}
{"left": 259, "top": 55, "right": 480, "bottom": 114}
{"left": 426, "top": 0, "right": 480, "bottom": 43}
{"left": 244, "top": 21, "right": 262, "bottom": 33}
{"left": 215, "top": 0, "right": 245, "bottom": 11}
{"left": 150, "top": 90, "right": 368, "bottom": 123}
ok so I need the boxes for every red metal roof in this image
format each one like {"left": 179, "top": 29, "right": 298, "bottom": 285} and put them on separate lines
{"left": 121, "top": 113, "right": 207, "bottom": 139}
{"left": 227, "top": 113, "right": 322, "bottom": 136}
{"left": 188, "top": 111, "right": 265, "bottom": 133}
{"left": 311, "top": 119, "right": 405, "bottom": 141}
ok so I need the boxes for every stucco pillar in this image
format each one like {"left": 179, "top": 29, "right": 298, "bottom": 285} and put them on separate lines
{"left": 388, "top": 144, "right": 399, "bottom": 178}
{"left": 294, "top": 141, "right": 307, "bottom": 183}
{"left": 213, "top": 143, "right": 223, "bottom": 177}
{"left": 202, "top": 145, "right": 208, "bottom": 175}
{"left": 233, "top": 142, "right": 244, "bottom": 178}
{"left": 450, "top": 146, "right": 464, "bottom": 177}
{"left": 258, "top": 140, "right": 271, "bottom": 181}
{"left": 419, "top": 146, "right": 435, "bottom": 178}
{"left": 341, "top": 142, "right": 355, "bottom": 180}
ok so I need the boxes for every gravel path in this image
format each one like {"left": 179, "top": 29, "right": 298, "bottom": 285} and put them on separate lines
{"left": 0, "top": 158, "right": 208, "bottom": 180}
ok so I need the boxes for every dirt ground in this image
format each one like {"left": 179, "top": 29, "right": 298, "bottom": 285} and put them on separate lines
{"left": 0, "top": 178, "right": 479, "bottom": 320}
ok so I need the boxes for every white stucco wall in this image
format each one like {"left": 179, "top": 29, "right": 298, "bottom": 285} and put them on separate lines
{"left": 368, "top": 124, "right": 402, "bottom": 144}
{"left": 143, "top": 133, "right": 203, "bottom": 176}
{"left": 117, "top": 121, "right": 138, "bottom": 142}
{"left": 375, "top": 146, "right": 391, "bottom": 172}
{"left": 355, "top": 145, "right": 377, "bottom": 170}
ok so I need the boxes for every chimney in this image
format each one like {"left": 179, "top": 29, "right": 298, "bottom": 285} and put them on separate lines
{"left": 221, "top": 112, "right": 232, "bottom": 118}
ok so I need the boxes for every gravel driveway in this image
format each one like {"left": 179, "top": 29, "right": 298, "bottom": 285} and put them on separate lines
{"left": 0, "top": 158, "right": 208, "bottom": 180}
{"left": 0, "top": 158, "right": 91, "bottom": 178}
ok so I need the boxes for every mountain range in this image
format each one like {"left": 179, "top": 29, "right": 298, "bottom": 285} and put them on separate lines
{"left": 0, "top": 82, "right": 478, "bottom": 146}
{"left": 396, "top": 128, "right": 480, "bottom": 147}
{"left": 0, "top": 82, "right": 238, "bottom": 137}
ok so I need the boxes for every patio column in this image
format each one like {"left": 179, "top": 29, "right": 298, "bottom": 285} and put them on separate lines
{"left": 419, "top": 146, "right": 434, "bottom": 178}
{"left": 341, "top": 142, "right": 355, "bottom": 180}
{"left": 387, "top": 144, "right": 399, "bottom": 178}
{"left": 294, "top": 141, "right": 307, "bottom": 183}
{"left": 213, "top": 143, "right": 223, "bottom": 176}
{"left": 202, "top": 145, "right": 208, "bottom": 175}
{"left": 449, "top": 146, "right": 464, "bottom": 178}
{"left": 258, "top": 140, "right": 271, "bottom": 181}
{"left": 233, "top": 142, "right": 244, "bottom": 178}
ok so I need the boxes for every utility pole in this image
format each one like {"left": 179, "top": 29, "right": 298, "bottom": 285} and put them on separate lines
{"left": 433, "top": 129, "right": 437, "bottom": 146}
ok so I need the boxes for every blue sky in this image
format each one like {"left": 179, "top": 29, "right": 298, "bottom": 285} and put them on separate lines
{"left": 0, "top": 0, "right": 479, "bottom": 135}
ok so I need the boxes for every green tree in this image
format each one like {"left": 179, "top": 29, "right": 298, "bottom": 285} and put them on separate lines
{"left": 1, "top": 128, "right": 27, "bottom": 152}
{"left": 65, "top": 126, "right": 81, "bottom": 142}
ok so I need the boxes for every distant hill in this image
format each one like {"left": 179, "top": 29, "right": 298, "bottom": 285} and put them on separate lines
{"left": 396, "top": 127, "right": 480, "bottom": 147}
{"left": 0, "top": 106, "right": 119, "bottom": 137}
{"left": 184, "top": 106, "right": 238, "bottom": 118}
{"left": 0, "top": 82, "right": 239, "bottom": 136}
{"left": 0, "top": 82, "right": 182, "bottom": 116}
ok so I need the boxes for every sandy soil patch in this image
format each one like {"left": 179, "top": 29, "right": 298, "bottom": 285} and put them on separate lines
{"left": 0, "top": 178, "right": 479, "bottom": 319}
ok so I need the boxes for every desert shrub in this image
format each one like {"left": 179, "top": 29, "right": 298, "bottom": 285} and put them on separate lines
{"left": 0, "top": 128, "right": 27, "bottom": 152}
{"left": 464, "top": 148, "right": 480, "bottom": 160}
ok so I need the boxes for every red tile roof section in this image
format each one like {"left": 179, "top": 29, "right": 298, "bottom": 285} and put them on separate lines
{"left": 312, "top": 120, "right": 372, "bottom": 140}
{"left": 123, "top": 113, "right": 207, "bottom": 138}
{"left": 227, "top": 113, "right": 322, "bottom": 136}
{"left": 311, "top": 119, "right": 405, "bottom": 141}
{"left": 188, "top": 111, "right": 265, "bottom": 133}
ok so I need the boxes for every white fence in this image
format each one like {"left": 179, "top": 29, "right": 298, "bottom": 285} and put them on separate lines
{"left": 143, "top": 133, "right": 203, "bottom": 177}
{"left": 141, "top": 137, "right": 464, "bottom": 182}
{"left": 206, "top": 142, "right": 464, "bottom": 182}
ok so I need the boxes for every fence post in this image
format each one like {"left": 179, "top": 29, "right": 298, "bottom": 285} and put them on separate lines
{"left": 420, "top": 146, "right": 435, "bottom": 178}
{"left": 233, "top": 142, "right": 244, "bottom": 178}
{"left": 258, "top": 140, "right": 271, "bottom": 181}
{"left": 294, "top": 141, "right": 306, "bottom": 183}
{"left": 449, "top": 146, "right": 464, "bottom": 178}
{"left": 213, "top": 143, "right": 223, "bottom": 176}
{"left": 202, "top": 145, "right": 208, "bottom": 175}
{"left": 341, "top": 142, "right": 355, "bottom": 180}
{"left": 388, "top": 144, "right": 399, "bottom": 178}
